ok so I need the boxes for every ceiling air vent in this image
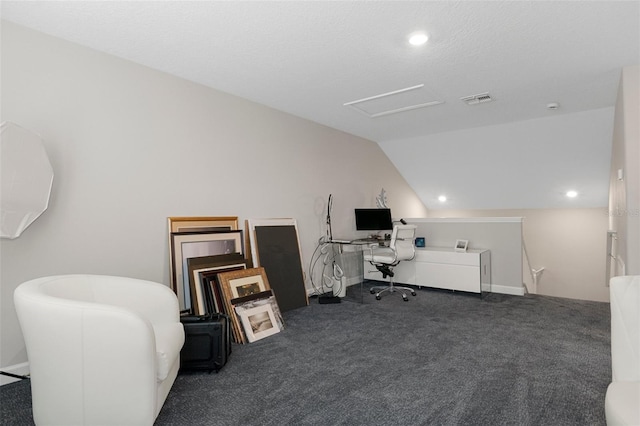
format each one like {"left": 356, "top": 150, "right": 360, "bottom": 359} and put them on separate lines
{"left": 460, "top": 92, "right": 493, "bottom": 105}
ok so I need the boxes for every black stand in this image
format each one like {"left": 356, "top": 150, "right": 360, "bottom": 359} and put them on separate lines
{"left": 318, "top": 292, "right": 341, "bottom": 304}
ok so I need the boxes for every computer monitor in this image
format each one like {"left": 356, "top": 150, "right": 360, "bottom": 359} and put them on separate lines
{"left": 354, "top": 208, "right": 393, "bottom": 231}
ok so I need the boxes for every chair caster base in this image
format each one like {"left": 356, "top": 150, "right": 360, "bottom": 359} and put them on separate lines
{"left": 369, "top": 284, "right": 417, "bottom": 302}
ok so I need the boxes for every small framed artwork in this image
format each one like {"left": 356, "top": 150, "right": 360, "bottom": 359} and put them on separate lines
{"left": 455, "top": 239, "right": 469, "bottom": 252}
{"left": 231, "top": 290, "right": 284, "bottom": 333}
{"left": 218, "top": 267, "right": 272, "bottom": 343}
{"left": 236, "top": 303, "right": 281, "bottom": 343}
{"left": 220, "top": 267, "right": 270, "bottom": 299}
{"left": 415, "top": 237, "right": 426, "bottom": 248}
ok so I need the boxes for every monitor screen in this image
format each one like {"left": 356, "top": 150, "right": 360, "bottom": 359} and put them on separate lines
{"left": 354, "top": 208, "right": 393, "bottom": 231}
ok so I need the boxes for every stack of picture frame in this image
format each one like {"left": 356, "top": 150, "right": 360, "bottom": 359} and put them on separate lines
{"left": 168, "top": 216, "right": 242, "bottom": 312}
{"left": 186, "top": 253, "right": 248, "bottom": 316}
{"left": 218, "top": 268, "right": 284, "bottom": 343}
{"left": 168, "top": 216, "right": 284, "bottom": 344}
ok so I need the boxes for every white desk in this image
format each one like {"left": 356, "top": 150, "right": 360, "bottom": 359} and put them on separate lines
{"left": 330, "top": 241, "right": 491, "bottom": 296}
{"left": 329, "top": 237, "right": 387, "bottom": 245}
{"left": 327, "top": 239, "right": 379, "bottom": 302}
{"left": 363, "top": 247, "right": 491, "bottom": 294}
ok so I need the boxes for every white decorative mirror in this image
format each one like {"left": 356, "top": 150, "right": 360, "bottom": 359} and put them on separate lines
{"left": 1, "top": 122, "right": 54, "bottom": 239}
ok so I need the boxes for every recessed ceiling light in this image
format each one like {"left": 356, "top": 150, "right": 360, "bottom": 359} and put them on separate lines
{"left": 408, "top": 32, "right": 428, "bottom": 46}
{"left": 438, "top": 195, "right": 447, "bottom": 202}
{"left": 566, "top": 190, "right": 578, "bottom": 198}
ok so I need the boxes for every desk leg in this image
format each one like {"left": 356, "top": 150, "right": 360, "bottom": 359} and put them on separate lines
{"left": 334, "top": 244, "right": 365, "bottom": 303}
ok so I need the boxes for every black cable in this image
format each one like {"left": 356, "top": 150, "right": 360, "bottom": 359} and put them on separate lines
{"left": 326, "top": 194, "right": 333, "bottom": 242}
{"left": 308, "top": 241, "right": 323, "bottom": 294}
{"left": 308, "top": 240, "right": 331, "bottom": 296}
{"left": 308, "top": 239, "right": 343, "bottom": 297}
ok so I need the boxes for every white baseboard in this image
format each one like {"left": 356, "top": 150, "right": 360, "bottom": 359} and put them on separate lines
{"left": 484, "top": 283, "right": 526, "bottom": 296}
{"left": 308, "top": 282, "right": 526, "bottom": 297}
{"left": 0, "top": 362, "right": 30, "bottom": 386}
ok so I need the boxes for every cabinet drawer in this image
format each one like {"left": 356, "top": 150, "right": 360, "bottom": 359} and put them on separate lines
{"left": 414, "top": 249, "right": 480, "bottom": 266}
{"left": 415, "top": 262, "right": 481, "bottom": 293}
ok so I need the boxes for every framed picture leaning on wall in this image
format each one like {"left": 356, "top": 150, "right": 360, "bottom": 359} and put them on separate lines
{"left": 217, "top": 267, "right": 272, "bottom": 343}
{"left": 167, "top": 216, "right": 239, "bottom": 308}
{"left": 170, "top": 230, "right": 243, "bottom": 312}
{"left": 187, "top": 253, "right": 248, "bottom": 315}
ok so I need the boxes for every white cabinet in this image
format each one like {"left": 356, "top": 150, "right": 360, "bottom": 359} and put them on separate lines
{"left": 414, "top": 248, "right": 490, "bottom": 293}
{"left": 364, "top": 247, "right": 490, "bottom": 294}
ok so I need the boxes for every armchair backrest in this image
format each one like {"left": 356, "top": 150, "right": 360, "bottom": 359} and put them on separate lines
{"left": 389, "top": 224, "right": 417, "bottom": 262}
{"left": 609, "top": 275, "right": 640, "bottom": 382}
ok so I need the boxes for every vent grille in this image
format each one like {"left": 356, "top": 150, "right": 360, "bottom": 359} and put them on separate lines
{"left": 460, "top": 92, "right": 493, "bottom": 105}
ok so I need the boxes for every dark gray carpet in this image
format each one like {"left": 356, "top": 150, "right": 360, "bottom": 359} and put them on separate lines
{"left": 1, "top": 284, "right": 611, "bottom": 426}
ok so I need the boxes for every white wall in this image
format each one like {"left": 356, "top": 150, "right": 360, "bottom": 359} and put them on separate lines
{"left": 609, "top": 65, "right": 640, "bottom": 276}
{"left": 0, "top": 22, "right": 428, "bottom": 375}
{"left": 428, "top": 208, "right": 610, "bottom": 302}
{"left": 378, "top": 108, "right": 614, "bottom": 210}
{"left": 405, "top": 217, "right": 524, "bottom": 295}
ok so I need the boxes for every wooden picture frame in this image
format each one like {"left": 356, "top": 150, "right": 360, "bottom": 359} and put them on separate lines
{"left": 236, "top": 303, "right": 281, "bottom": 343}
{"left": 168, "top": 216, "right": 238, "bottom": 233}
{"left": 218, "top": 267, "right": 272, "bottom": 343}
{"left": 228, "top": 274, "right": 267, "bottom": 298}
{"left": 170, "top": 230, "right": 243, "bottom": 311}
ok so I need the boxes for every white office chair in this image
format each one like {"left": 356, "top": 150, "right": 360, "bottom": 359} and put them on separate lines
{"left": 364, "top": 224, "right": 417, "bottom": 301}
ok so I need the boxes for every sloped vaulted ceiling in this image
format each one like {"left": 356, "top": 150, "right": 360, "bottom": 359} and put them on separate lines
{"left": 2, "top": 1, "right": 639, "bottom": 209}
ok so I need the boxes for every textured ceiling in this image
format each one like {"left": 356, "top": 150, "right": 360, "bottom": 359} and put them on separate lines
{"left": 2, "top": 1, "right": 639, "bottom": 209}
{"left": 3, "top": 1, "right": 638, "bottom": 143}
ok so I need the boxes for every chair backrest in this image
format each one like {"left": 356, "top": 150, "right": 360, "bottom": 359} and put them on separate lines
{"left": 389, "top": 224, "right": 417, "bottom": 262}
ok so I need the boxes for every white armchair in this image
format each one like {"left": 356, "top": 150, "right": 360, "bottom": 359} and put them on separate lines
{"left": 14, "top": 274, "right": 185, "bottom": 426}
{"left": 605, "top": 275, "right": 640, "bottom": 425}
